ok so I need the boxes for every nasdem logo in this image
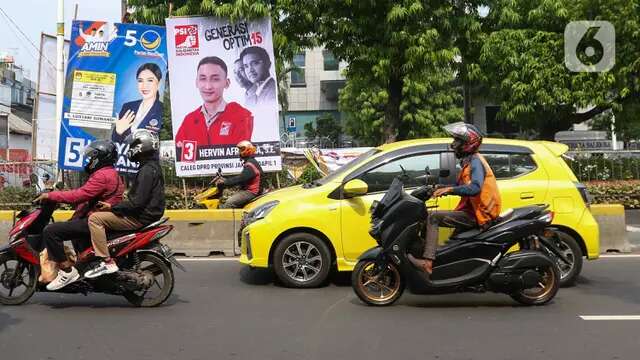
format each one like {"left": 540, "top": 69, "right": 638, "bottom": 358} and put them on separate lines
{"left": 140, "top": 30, "right": 162, "bottom": 51}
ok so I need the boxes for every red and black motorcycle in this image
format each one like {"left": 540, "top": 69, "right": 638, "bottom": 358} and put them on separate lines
{"left": 0, "top": 203, "right": 184, "bottom": 307}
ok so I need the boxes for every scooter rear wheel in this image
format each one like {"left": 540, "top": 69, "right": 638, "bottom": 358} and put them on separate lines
{"left": 510, "top": 264, "right": 559, "bottom": 306}
{"left": 352, "top": 259, "right": 404, "bottom": 306}
{"left": 0, "top": 253, "right": 38, "bottom": 305}
{"left": 123, "top": 252, "right": 174, "bottom": 307}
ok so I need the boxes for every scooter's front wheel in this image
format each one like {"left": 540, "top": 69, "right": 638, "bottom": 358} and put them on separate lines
{"left": 0, "top": 253, "right": 38, "bottom": 305}
{"left": 352, "top": 259, "right": 404, "bottom": 306}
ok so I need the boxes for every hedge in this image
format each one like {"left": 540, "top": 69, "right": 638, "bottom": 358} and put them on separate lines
{"left": 585, "top": 180, "right": 640, "bottom": 209}
{"left": 0, "top": 164, "right": 320, "bottom": 211}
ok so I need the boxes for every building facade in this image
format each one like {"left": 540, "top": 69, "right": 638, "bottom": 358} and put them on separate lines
{"left": 280, "top": 47, "right": 347, "bottom": 147}
{"left": 0, "top": 62, "right": 36, "bottom": 187}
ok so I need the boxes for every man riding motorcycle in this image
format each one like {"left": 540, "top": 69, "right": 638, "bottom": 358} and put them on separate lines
{"left": 33, "top": 140, "right": 125, "bottom": 290}
{"left": 84, "top": 129, "right": 166, "bottom": 280}
{"left": 408, "top": 122, "right": 502, "bottom": 274}
{"left": 216, "top": 140, "right": 264, "bottom": 209}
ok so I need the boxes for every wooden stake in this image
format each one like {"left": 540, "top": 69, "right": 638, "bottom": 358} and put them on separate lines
{"left": 182, "top": 178, "right": 188, "bottom": 209}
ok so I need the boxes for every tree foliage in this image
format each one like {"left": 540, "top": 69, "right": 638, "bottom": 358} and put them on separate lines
{"left": 475, "top": 0, "right": 640, "bottom": 138}
{"left": 303, "top": 113, "right": 342, "bottom": 147}
{"left": 308, "top": 0, "right": 468, "bottom": 144}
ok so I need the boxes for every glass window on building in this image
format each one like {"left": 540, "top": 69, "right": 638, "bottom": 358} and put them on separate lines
{"left": 323, "top": 50, "right": 339, "bottom": 71}
{"left": 291, "top": 53, "right": 306, "bottom": 86}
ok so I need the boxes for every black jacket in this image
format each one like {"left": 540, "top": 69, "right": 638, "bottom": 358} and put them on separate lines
{"left": 112, "top": 160, "right": 165, "bottom": 224}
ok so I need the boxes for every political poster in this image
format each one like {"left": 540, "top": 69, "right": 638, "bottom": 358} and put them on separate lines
{"left": 165, "top": 16, "right": 281, "bottom": 177}
{"left": 57, "top": 20, "right": 168, "bottom": 173}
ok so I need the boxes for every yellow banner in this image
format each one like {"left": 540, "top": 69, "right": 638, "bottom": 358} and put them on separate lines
{"left": 73, "top": 70, "right": 116, "bottom": 85}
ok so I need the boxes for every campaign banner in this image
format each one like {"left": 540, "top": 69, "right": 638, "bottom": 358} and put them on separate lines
{"left": 57, "top": 20, "right": 168, "bottom": 173}
{"left": 166, "top": 16, "right": 282, "bottom": 177}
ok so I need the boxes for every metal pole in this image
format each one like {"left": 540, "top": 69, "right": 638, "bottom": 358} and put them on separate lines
{"left": 31, "top": 33, "right": 46, "bottom": 161}
{"left": 121, "top": 0, "right": 127, "bottom": 21}
{"left": 55, "top": 0, "right": 64, "bottom": 182}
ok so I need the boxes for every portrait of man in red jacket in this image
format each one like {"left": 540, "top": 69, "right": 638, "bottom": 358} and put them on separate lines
{"left": 175, "top": 56, "right": 253, "bottom": 162}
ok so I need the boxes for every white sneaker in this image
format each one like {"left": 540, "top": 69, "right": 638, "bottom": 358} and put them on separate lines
{"left": 46, "top": 267, "right": 80, "bottom": 291}
{"left": 84, "top": 260, "right": 119, "bottom": 279}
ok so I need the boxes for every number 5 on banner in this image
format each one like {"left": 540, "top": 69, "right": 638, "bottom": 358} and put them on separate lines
{"left": 64, "top": 137, "right": 88, "bottom": 168}
{"left": 124, "top": 30, "right": 137, "bottom": 47}
{"left": 182, "top": 141, "right": 196, "bottom": 162}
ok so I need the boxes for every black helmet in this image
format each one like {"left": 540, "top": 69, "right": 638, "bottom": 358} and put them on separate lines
{"left": 126, "top": 129, "right": 159, "bottom": 162}
{"left": 84, "top": 140, "right": 117, "bottom": 174}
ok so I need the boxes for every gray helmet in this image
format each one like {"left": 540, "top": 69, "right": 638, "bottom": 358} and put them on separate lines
{"left": 126, "top": 129, "right": 159, "bottom": 162}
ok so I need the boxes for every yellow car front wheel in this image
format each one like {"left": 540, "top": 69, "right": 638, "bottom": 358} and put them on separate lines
{"left": 272, "top": 233, "right": 332, "bottom": 288}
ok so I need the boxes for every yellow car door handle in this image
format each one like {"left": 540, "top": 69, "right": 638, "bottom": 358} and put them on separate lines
{"left": 520, "top": 192, "right": 534, "bottom": 200}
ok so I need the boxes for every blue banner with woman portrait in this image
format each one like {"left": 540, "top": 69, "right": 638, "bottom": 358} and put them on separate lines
{"left": 57, "top": 20, "right": 167, "bottom": 173}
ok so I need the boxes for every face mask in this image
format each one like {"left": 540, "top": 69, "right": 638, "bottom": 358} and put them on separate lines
{"left": 451, "top": 138, "right": 465, "bottom": 158}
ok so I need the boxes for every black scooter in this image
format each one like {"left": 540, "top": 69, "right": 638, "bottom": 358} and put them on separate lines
{"left": 351, "top": 170, "right": 563, "bottom": 306}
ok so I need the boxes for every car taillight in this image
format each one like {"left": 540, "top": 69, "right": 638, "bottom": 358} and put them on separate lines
{"left": 575, "top": 182, "right": 591, "bottom": 208}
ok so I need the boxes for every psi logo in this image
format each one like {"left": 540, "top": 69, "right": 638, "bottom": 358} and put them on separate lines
{"left": 565, "top": 21, "right": 615, "bottom": 72}
{"left": 174, "top": 25, "right": 199, "bottom": 56}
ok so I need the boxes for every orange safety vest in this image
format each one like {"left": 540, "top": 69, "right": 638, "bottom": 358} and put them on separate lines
{"left": 456, "top": 153, "right": 501, "bottom": 225}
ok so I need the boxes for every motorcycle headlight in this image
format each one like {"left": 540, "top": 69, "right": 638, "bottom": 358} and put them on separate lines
{"left": 246, "top": 201, "right": 279, "bottom": 225}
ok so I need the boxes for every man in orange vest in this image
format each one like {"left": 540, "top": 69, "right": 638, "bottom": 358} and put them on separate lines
{"left": 409, "top": 122, "right": 501, "bottom": 274}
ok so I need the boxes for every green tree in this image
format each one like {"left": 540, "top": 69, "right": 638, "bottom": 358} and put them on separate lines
{"left": 304, "top": 113, "right": 342, "bottom": 147}
{"left": 474, "top": 0, "right": 640, "bottom": 138}
{"left": 309, "top": 1, "right": 466, "bottom": 144}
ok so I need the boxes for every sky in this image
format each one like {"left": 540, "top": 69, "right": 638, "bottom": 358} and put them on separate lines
{"left": 0, "top": 0, "right": 122, "bottom": 81}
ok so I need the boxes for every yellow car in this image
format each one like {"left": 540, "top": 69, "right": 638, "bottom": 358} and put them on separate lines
{"left": 239, "top": 138, "right": 599, "bottom": 288}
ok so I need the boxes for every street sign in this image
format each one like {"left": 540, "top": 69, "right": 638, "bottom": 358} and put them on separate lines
{"left": 287, "top": 117, "right": 296, "bottom": 132}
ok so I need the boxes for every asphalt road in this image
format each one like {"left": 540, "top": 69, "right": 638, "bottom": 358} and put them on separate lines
{"left": 1, "top": 257, "right": 640, "bottom": 360}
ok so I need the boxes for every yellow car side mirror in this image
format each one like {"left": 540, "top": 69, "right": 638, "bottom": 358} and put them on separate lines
{"left": 343, "top": 179, "right": 368, "bottom": 198}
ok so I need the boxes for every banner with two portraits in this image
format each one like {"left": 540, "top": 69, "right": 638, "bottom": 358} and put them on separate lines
{"left": 166, "top": 16, "right": 282, "bottom": 177}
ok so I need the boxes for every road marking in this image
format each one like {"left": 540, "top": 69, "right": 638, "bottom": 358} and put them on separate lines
{"left": 600, "top": 254, "right": 640, "bottom": 258}
{"left": 580, "top": 315, "right": 640, "bottom": 321}
{"left": 176, "top": 257, "right": 238, "bottom": 262}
